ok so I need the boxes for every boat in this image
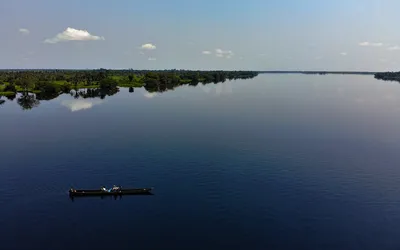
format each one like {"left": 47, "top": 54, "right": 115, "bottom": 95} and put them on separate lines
{"left": 69, "top": 186, "right": 153, "bottom": 197}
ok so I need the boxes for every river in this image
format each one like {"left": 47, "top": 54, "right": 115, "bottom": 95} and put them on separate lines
{"left": 1, "top": 74, "right": 400, "bottom": 250}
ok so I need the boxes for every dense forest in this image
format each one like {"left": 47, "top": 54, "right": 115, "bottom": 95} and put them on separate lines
{"left": 0, "top": 69, "right": 258, "bottom": 110}
{"left": 374, "top": 72, "right": 400, "bottom": 82}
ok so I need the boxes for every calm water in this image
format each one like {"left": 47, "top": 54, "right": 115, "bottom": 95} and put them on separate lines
{"left": 2, "top": 74, "right": 400, "bottom": 250}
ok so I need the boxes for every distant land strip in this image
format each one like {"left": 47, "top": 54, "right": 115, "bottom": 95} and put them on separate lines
{"left": 0, "top": 69, "right": 381, "bottom": 75}
{"left": 259, "top": 71, "right": 377, "bottom": 75}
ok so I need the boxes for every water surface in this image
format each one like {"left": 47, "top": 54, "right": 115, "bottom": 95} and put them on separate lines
{"left": 2, "top": 74, "right": 400, "bottom": 250}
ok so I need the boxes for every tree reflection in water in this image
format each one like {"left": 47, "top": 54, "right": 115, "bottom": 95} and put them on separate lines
{"left": 8, "top": 75, "right": 257, "bottom": 111}
{"left": 17, "top": 92, "right": 40, "bottom": 110}
{"left": 6, "top": 93, "right": 16, "bottom": 101}
{"left": 13, "top": 88, "right": 119, "bottom": 110}
{"left": 36, "top": 91, "right": 61, "bottom": 101}
{"left": 71, "top": 88, "right": 119, "bottom": 99}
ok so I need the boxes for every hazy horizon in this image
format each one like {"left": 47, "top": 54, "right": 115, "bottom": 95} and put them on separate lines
{"left": 2, "top": 0, "right": 400, "bottom": 71}
{"left": 0, "top": 68, "right": 382, "bottom": 72}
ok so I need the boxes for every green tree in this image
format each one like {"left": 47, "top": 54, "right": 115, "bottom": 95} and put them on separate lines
{"left": 61, "top": 83, "right": 72, "bottom": 93}
{"left": 17, "top": 79, "right": 35, "bottom": 92}
{"left": 99, "top": 78, "right": 118, "bottom": 90}
{"left": 4, "top": 83, "right": 16, "bottom": 92}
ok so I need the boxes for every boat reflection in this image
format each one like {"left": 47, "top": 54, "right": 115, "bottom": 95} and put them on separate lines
{"left": 69, "top": 192, "right": 154, "bottom": 202}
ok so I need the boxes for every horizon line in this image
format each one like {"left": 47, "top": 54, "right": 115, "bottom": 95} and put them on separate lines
{"left": 0, "top": 68, "right": 387, "bottom": 73}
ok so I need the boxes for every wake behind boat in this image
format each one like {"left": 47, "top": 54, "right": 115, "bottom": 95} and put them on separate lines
{"left": 69, "top": 185, "right": 153, "bottom": 197}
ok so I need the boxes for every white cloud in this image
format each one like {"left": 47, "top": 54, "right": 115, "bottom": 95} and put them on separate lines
{"left": 388, "top": 46, "right": 400, "bottom": 51}
{"left": 141, "top": 43, "right": 156, "bottom": 50}
{"left": 44, "top": 27, "right": 104, "bottom": 44}
{"left": 340, "top": 52, "right": 347, "bottom": 56}
{"left": 19, "top": 28, "right": 30, "bottom": 35}
{"left": 202, "top": 50, "right": 212, "bottom": 55}
{"left": 61, "top": 99, "right": 103, "bottom": 112}
{"left": 144, "top": 92, "right": 157, "bottom": 98}
{"left": 314, "top": 56, "right": 323, "bottom": 60}
{"left": 215, "top": 48, "right": 234, "bottom": 59}
{"left": 359, "top": 42, "right": 383, "bottom": 47}
{"left": 148, "top": 57, "right": 156, "bottom": 61}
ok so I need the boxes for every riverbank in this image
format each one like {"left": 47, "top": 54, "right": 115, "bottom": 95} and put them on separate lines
{"left": 0, "top": 70, "right": 259, "bottom": 100}
{"left": 0, "top": 70, "right": 258, "bottom": 94}
{"left": 374, "top": 72, "right": 400, "bottom": 82}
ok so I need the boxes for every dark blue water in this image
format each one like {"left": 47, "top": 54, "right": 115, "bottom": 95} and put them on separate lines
{"left": 2, "top": 74, "right": 400, "bottom": 250}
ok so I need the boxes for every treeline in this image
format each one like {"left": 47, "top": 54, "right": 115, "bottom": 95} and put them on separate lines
{"left": 0, "top": 69, "right": 258, "bottom": 110}
{"left": 0, "top": 69, "right": 258, "bottom": 85}
{"left": 142, "top": 70, "right": 258, "bottom": 93}
{"left": 0, "top": 69, "right": 258, "bottom": 95}
{"left": 374, "top": 72, "right": 400, "bottom": 82}
{"left": 0, "top": 69, "right": 113, "bottom": 97}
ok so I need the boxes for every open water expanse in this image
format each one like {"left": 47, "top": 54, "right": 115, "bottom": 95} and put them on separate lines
{"left": 2, "top": 74, "right": 400, "bottom": 250}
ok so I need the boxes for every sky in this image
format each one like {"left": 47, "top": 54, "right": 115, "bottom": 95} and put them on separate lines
{"left": 1, "top": 0, "right": 400, "bottom": 71}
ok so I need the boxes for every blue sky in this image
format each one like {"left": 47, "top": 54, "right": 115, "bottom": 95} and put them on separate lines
{"left": 1, "top": 0, "right": 400, "bottom": 70}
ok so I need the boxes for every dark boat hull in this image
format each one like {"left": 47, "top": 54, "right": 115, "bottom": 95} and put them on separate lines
{"left": 69, "top": 188, "right": 153, "bottom": 196}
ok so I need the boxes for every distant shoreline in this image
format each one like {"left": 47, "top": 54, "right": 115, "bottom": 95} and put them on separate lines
{"left": 260, "top": 70, "right": 400, "bottom": 84}
{"left": 0, "top": 69, "right": 379, "bottom": 75}
{"left": 259, "top": 71, "right": 377, "bottom": 75}
{"left": 0, "top": 70, "right": 258, "bottom": 99}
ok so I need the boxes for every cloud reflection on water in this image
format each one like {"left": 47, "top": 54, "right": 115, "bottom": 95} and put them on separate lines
{"left": 144, "top": 92, "right": 157, "bottom": 99}
{"left": 198, "top": 82, "right": 233, "bottom": 96}
{"left": 61, "top": 99, "right": 103, "bottom": 112}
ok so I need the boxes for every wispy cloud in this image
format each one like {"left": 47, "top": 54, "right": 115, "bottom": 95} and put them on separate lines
{"left": 202, "top": 50, "right": 212, "bottom": 55}
{"left": 44, "top": 27, "right": 104, "bottom": 44}
{"left": 61, "top": 99, "right": 103, "bottom": 112}
{"left": 148, "top": 57, "right": 156, "bottom": 61}
{"left": 140, "top": 43, "right": 156, "bottom": 50}
{"left": 215, "top": 48, "right": 234, "bottom": 59}
{"left": 340, "top": 52, "right": 347, "bottom": 56}
{"left": 359, "top": 41, "right": 383, "bottom": 47}
{"left": 388, "top": 46, "right": 400, "bottom": 51}
{"left": 19, "top": 28, "right": 30, "bottom": 35}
